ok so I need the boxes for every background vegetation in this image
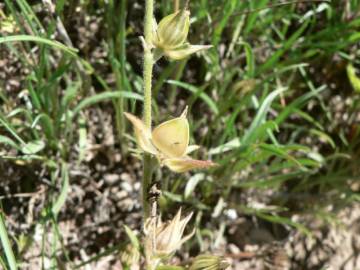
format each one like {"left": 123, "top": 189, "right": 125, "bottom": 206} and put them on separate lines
{"left": 0, "top": 0, "right": 360, "bottom": 269}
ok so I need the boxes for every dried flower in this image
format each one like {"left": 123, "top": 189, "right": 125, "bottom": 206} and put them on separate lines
{"left": 144, "top": 208, "right": 195, "bottom": 259}
{"left": 124, "top": 107, "right": 217, "bottom": 172}
{"left": 190, "top": 254, "right": 229, "bottom": 270}
{"left": 152, "top": 8, "right": 212, "bottom": 60}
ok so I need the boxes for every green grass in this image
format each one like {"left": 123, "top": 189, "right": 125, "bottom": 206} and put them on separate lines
{"left": 1, "top": 0, "right": 360, "bottom": 268}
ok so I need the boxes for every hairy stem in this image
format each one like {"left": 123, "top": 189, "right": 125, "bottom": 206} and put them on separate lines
{"left": 143, "top": 1, "right": 156, "bottom": 268}
{"left": 142, "top": 0, "right": 154, "bottom": 221}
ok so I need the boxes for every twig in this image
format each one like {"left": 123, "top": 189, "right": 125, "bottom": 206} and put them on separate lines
{"left": 0, "top": 186, "right": 45, "bottom": 200}
{"left": 232, "top": 0, "right": 330, "bottom": 16}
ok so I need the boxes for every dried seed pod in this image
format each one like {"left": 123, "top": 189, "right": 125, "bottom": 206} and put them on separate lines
{"left": 144, "top": 208, "right": 195, "bottom": 259}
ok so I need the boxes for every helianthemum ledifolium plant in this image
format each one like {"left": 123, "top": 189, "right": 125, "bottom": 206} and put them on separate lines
{"left": 124, "top": 1, "right": 226, "bottom": 269}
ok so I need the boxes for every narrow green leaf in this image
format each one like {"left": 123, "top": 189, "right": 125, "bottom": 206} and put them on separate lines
{"left": 256, "top": 212, "right": 311, "bottom": 236}
{"left": 347, "top": 63, "right": 360, "bottom": 93}
{"left": 309, "top": 129, "right": 336, "bottom": 148}
{"left": 167, "top": 80, "right": 219, "bottom": 115}
{"left": 21, "top": 140, "right": 45, "bottom": 155}
{"left": 0, "top": 117, "right": 26, "bottom": 145}
{"left": 212, "top": 0, "right": 237, "bottom": 45}
{"left": 209, "top": 138, "right": 241, "bottom": 155}
{"left": 258, "top": 20, "right": 309, "bottom": 73}
{"left": 240, "top": 42, "right": 255, "bottom": 77}
{"left": 123, "top": 225, "right": 140, "bottom": 250}
{"left": 72, "top": 91, "right": 143, "bottom": 118}
{"left": 0, "top": 211, "right": 18, "bottom": 270}
{"left": 61, "top": 83, "right": 80, "bottom": 108}
{"left": 244, "top": 0, "right": 270, "bottom": 34}
{"left": 185, "top": 174, "right": 205, "bottom": 199}
{"left": 52, "top": 163, "right": 70, "bottom": 215}
{"left": 275, "top": 86, "right": 325, "bottom": 125}
{"left": 0, "top": 135, "right": 20, "bottom": 150}
{"left": 163, "top": 191, "right": 183, "bottom": 202}
{"left": 242, "top": 87, "right": 286, "bottom": 145}
{"left": 0, "top": 35, "right": 78, "bottom": 57}
{"left": 258, "top": 143, "right": 304, "bottom": 169}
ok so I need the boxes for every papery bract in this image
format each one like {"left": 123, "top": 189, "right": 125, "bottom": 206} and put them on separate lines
{"left": 124, "top": 108, "right": 217, "bottom": 172}
{"left": 123, "top": 112, "right": 158, "bottom": 155}
{"left": 152, "top": 107, "right": 189, "bottom": 158}
{"left": 164, "top": 44, "right": 213, "bottom": 60}
{"left": 163, "top": 158, "right": 216, "bottom": 173}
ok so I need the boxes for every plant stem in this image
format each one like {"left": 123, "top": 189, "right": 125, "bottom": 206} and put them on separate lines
{"left": 174, "top": 0, "right": 180, "bottom": 11}
{"left": 142, "top": 0, "right": 154, "bottom": 220}
{"left": 143, "top": 2, "right": 158, "bottom": 269}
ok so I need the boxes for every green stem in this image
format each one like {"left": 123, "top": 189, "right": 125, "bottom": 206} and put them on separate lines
{"left": 142, "top": 0, "right": 154, "bottom": 220}
{"left": 143, "top": 2, "right": 156, "bottom": 269}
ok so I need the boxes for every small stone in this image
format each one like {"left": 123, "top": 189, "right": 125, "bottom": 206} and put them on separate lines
{"left": 104, "top": 174, "right": 120, "bottom": 185}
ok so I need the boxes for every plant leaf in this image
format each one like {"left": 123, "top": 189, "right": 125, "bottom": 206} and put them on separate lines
{"left": 52, "top": 163, "right": 70, "bottom": 215}
{"left": 21, "top": 140, "right": 45, "bottom": 155}
{"left": 0, "top": 35, "right": 78, "bottom": 57}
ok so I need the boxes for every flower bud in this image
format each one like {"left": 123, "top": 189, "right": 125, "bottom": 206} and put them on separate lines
{"left": 190, "top": 254, "right": 229, "bottom": 270}
{"left": 153, "top": 9, "right": 190, "bottom": 50}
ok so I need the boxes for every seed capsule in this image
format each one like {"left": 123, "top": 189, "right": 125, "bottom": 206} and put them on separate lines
{"left": 151, "top": 9, "right": 212, "bottom": 61}
{"left": 153, "top": 9, "right": 190, "bottom": 50}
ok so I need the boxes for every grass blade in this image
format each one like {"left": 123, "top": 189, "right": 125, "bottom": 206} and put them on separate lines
{"left": 166, "top": 80, "right": 219, "bottom": 115}
{"left": 0, "top": 35, "right": 78, "bottom": 57}
{"left": 52, "top": 163, "right": 69, "bottom": 215}
{"left": 242, "top": 87, "right": 286, "bottom": 145}
{"left": 0, "top": 210, "right": 18, "bottom": 270}
{"left": 72, "top": 91, "right": 143, "bottom": 118}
